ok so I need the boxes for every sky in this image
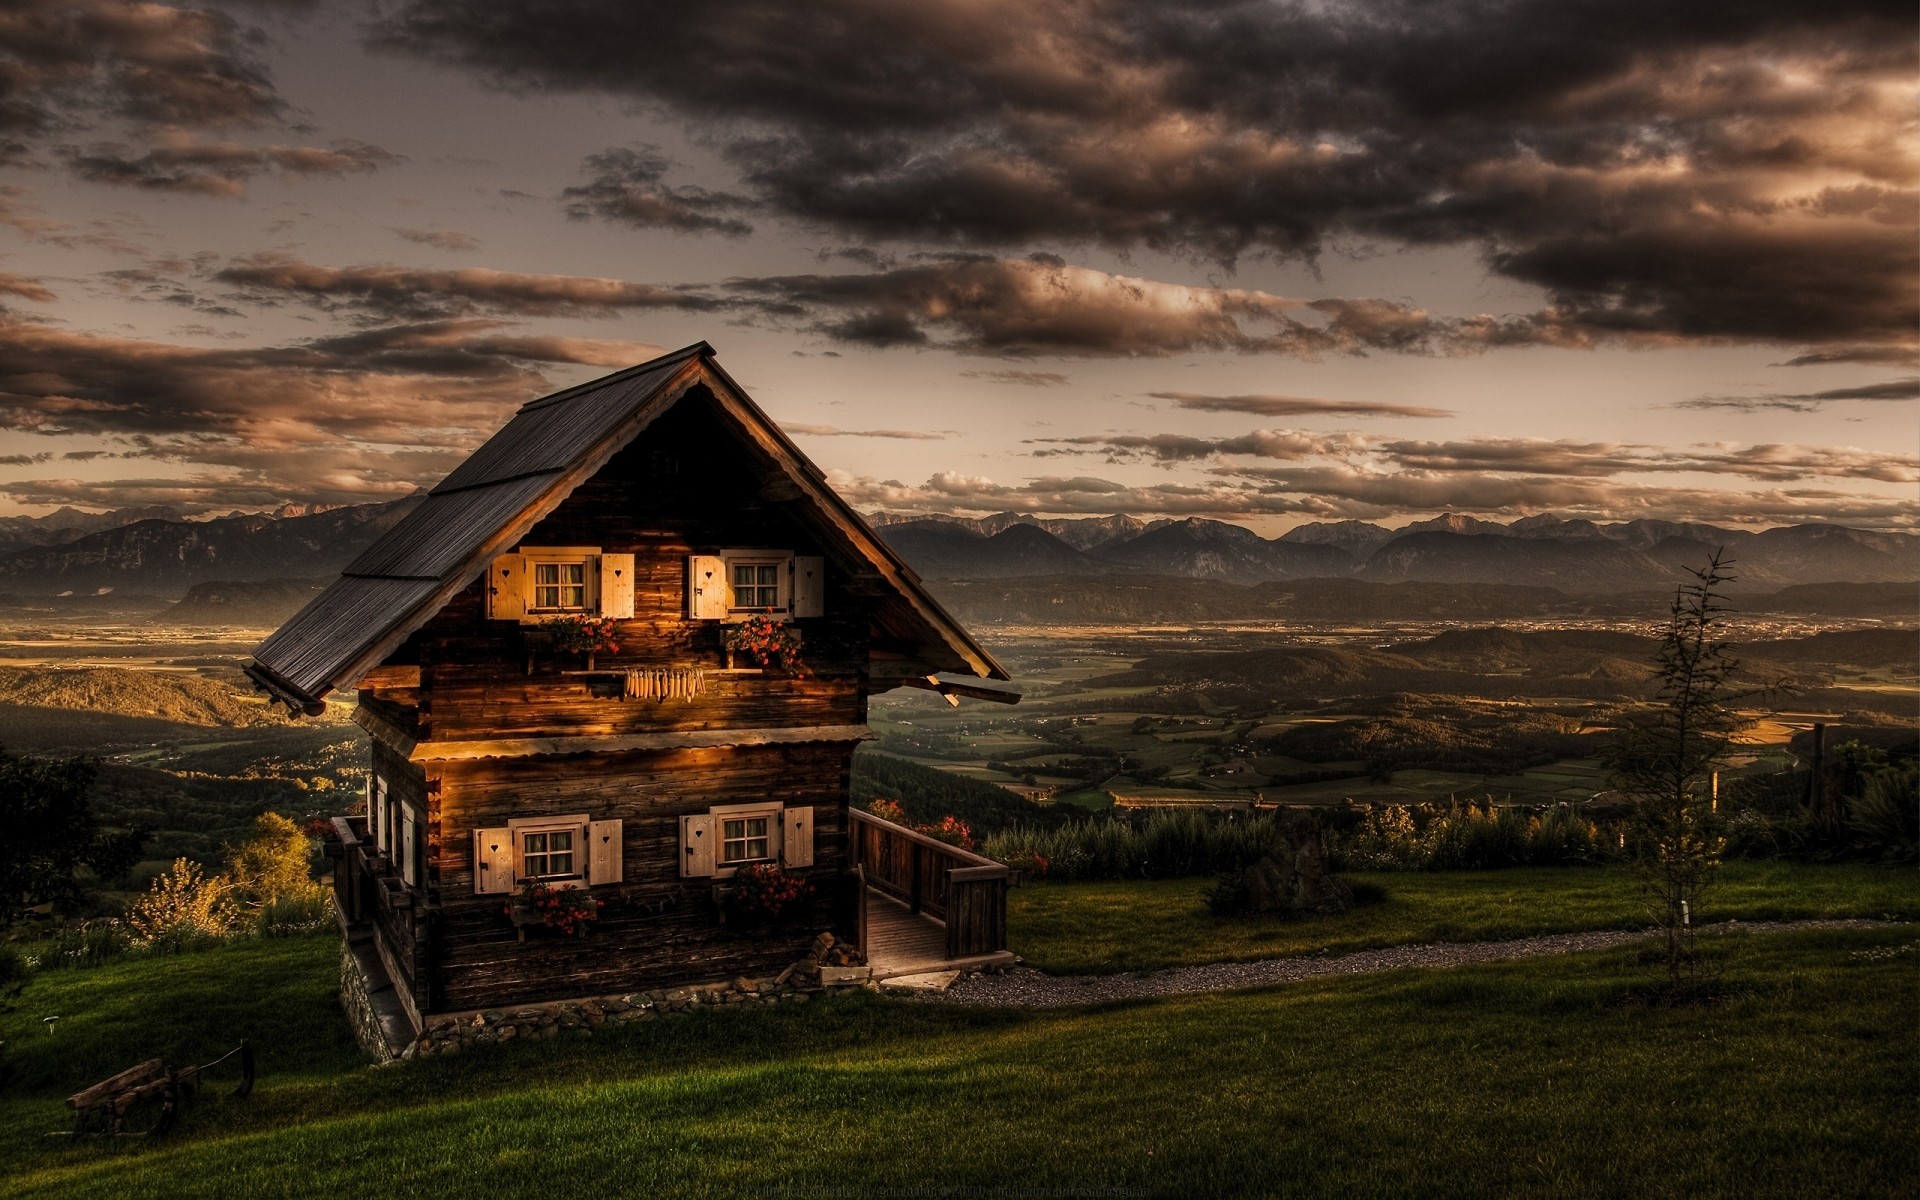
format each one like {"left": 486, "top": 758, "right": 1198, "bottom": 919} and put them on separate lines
{"left": 0, "top": 0, "right": 1913, "bottom": 534}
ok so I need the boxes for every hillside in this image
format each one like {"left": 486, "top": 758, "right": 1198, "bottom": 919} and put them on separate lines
{"left": 0, "top": 666, "right": 288, "bottom": 727}
{"left": 151, "top": 578, "right": 333, "bottom": 627}
{"left": 0, "top": 498, "right": 421, "bottom": 598}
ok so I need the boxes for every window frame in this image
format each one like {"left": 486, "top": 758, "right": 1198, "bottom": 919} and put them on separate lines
{"left": 520, "top": 546, "right": 601, "bottom": 617}
{"left": 722, "top": 550, "right": 791, "bottom": 618}
{"left": 507, "top": 813, "right": 591, "bottom": 887}
{"left": 709, "top": 801, "right": 784, "bottom": 878}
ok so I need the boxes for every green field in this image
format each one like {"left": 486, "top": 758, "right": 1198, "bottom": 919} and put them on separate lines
{"left": 1007, "top": 862, "right": 1920, "bottom": 974}
{"left": 1, "top": 925, "right": 1913, "bottom": 1198}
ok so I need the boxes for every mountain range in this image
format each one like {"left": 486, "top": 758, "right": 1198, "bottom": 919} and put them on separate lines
{"left": 875, "top": 513, "right": 1917, "bottom": 593}
{"left": 0, "top": 499, "right": 1909, "bottom": 603}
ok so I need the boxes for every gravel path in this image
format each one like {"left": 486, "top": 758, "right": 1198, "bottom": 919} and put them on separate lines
{"left": 911, "top": 919, "right": 1900, "bottom": 1007}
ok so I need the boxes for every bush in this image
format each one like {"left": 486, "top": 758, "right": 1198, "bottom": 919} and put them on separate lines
{"left": 1851, "top": 763, "right": 1919, "bottom": 865}
{"left": 128, "top": 858, "right": 237, "bottom": 942}
{"left": 983, "top": 809, "right": 1283, "bottom": 883}
{"left": 17, "top": 918, "right": 140, "bottom": 971}
{"left": 258, "top": 890, "right": 334, "bottom": 937}
{"left": 1334, "top": 801, "right": 1614, "bottom": 872}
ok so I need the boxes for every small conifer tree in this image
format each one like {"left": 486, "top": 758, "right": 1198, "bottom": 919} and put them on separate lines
{"left": 1606, "top": 551, "right": 1751, "bottom": 989}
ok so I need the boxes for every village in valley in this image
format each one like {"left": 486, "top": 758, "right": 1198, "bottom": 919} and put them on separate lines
{"left": 0, "top": 2, "right": 1914, "bottom": 1197}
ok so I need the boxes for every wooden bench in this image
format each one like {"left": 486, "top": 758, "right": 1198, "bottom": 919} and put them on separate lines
{"left": 64, "top": 1042, "right": 251, "bottom": 1136}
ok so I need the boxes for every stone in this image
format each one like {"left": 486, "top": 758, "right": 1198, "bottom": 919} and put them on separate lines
{"left": 1235, "top": 811, "right": 1354, "bottom": 917}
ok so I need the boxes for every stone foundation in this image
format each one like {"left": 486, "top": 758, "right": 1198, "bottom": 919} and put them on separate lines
{"left": 340, "top": 930, "right": 881, "bottom": 1061}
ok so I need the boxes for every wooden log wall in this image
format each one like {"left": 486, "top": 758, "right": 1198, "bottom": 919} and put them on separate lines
{"left": 344, "top": 396, "right": 921, "bottom": 1012}
{"left": 427, "top": 741, "right": 856, "bottom": 1012}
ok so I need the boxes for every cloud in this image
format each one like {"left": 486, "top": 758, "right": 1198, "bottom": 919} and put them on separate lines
{"left": 962, "top": 369, "right": 1070, "bottom": 387}
{"left": 725, "top": 254, "right": 1572, "bottom": 358}
{"left": 212, "top": 252, "right": 718, "bottom": 320}
{"left": 1155, "top": 391, "right": 1452, "bottom": 419}
{"left": 1777, "top": 346, "right": 1920, "bottom": 369}
{"left": 1675, "top": 377, "right": 1920, "bottom": 413}
{"left": 1373, "top": 438, "right": 1919, "bottom": 485}
{"left": 374, "top": 0, "right": 1918, "bottom": 354}
{"left": 784, "top": 423, "right": 946, "bottom": 440}
{"left": 1031, "top": 430, "right": 1365, "bottom": 463}
{"left": 0, "top": 314, "right": 639, "bottom": 511}
{"left": 0, "top": 274, "right": 56, "bottom": 303}
{"left": 392, "top": 227, "right": 482, "bottom": 252}
{"left": 829, "top": 466, "right": 1917, "bottom": 530}
{"left": 562, "top": 145, "right": 756, "bottom": 237}
{"left": 0, "top": 452, "right": 53, "bottom": 466}
{"left": 0, "top": 0, "right": 285, "bottom": 156}
{"left": 66, "top": 134, "right": 399, "bottom": 196}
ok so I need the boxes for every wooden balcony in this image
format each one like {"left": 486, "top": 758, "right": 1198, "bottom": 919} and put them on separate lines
{"left": 848, "top": 808, "right": 1012, "bottom": 978}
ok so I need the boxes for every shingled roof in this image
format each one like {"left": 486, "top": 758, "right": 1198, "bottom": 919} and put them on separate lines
{"left": 246, "top": 342, "right": 1008, "bottom": 713}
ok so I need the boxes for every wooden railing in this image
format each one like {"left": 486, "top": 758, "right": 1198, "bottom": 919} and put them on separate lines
{"left": 848, "top": 809, "right": 1009, "bottom": 960}
{"left": 324, "top": 815, "right": 427, "bottom": 1012}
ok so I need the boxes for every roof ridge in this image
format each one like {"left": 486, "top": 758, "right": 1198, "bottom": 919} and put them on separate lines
{"left": 517, "top": 341, "right": 712, "bottom": 413}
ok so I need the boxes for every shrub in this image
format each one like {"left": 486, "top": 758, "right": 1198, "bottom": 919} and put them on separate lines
{"left": 1333, "top": 801, "right": 1611, "bottom": 872}
{"left": 866, "top": 798, "right": 907, "bottom": 823}
{"left": 258, "top": 890, "right": 334, "bottom": 937}
{"left": 128, "top": 858, "right": 237, "bottom": 942}
{"left": 1850, "top": 763, "right": 1919, "bottom": 865}
{"left": 983, "top": 809, "right": 1286, "bottom": 883}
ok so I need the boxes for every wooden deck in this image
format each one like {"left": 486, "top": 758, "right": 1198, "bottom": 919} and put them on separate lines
{"left": 863, "top": 889, "right": 1015, "bottom": 979}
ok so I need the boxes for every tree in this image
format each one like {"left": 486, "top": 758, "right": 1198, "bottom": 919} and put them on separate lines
{"left": 1605, "top": 553, "right": 1752, "bottom": 989}
{"left": 0, "top": 747, "right": 145, "bottom": 924}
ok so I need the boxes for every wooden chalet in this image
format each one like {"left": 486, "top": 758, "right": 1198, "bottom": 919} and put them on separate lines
{"left": 246, "top": 342, "right": 1017, "bottom": 1047}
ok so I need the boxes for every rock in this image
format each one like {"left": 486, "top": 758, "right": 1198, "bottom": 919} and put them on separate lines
{"left": 1236, "top": 811, "right": 1353, "bottom": 916}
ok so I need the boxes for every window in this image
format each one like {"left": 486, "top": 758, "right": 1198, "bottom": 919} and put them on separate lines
{"left": 686, "top": 552, "right": 822, "bottom": 621}
{"left": 720, "top": 814, "right": 772, "bottom": 865}
{"left": 474, "top": 816, "right": 622, "bottom": 896}
{"left": 489, "top": 547, "right": 633, "bottom": 622}
{"left": 521, "top": 828, "right": 576, "bottom": 879}
{"left": 532, "top": 560, "right": 588, "bottom": 611}
{"left": 730, "top": 559, "right": 784, "bottom": 612}
{"left": 680, "top": 804, "right": 814, "bottom": 878}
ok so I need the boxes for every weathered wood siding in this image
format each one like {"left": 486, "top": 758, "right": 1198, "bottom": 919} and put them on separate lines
{"left": 347, "top": 396, "right": 891, "bottom": 1013}
{"left": 428, "top": 743, "right": 853, "bottom": 1010}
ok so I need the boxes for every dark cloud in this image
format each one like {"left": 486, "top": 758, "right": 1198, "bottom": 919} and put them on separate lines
{"left": 66, "top": 135, "right": 399, "bottom": 196}
{"left": 0, "top": 452, "right": 53, "bottom": 466}
{"left": 0, "top": 314, "right": 646, "bottom": 511}
{"left": 374, "top": 0, "right": 1917, "bottom": 353}
{"left": 1156, "top": 391, "right": 1451, "bottom": 419}
{"left": 392, "top": 227, "right": 482, "bottom": 252}
{"left": 725, "top": 254, "right": 1570, "bottom": 358}
{"left": 1675, "top": 377, "right": 1919, "bottom": 413}
{"left": 211, "top": 252, "right": 718, "bottom": 320}
{"left": 962, "top": 369, "right": 1070, "bottom": 387}
{"left": 563, "top": 145, "right": 756, "bottom": 237}
{"left": 0, "top": 0, "right": 284, "bottom": 155}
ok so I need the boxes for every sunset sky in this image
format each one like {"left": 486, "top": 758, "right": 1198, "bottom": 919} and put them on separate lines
{"left": 0, "top": 0, "right": 1913, "bottom": 533}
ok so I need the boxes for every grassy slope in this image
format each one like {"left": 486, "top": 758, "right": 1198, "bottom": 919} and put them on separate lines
{"left": 1008, "top": 861, "right": 1920, "bottom": 974}
{"left": 0, "top": 926, "right": 1913, "bottom": 1198}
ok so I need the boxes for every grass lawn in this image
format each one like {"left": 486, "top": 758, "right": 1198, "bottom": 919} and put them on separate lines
{"left": 1009, "top": 861, "right": 1920, "bottom": 974}
{"left": 0, "top": 926, "right": 1914, "bottom": 1198}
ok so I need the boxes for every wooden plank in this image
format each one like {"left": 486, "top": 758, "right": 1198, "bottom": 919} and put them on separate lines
{"left": 409, "top": 723, "right": 872, "bottom": 762}
{"left": 68, "top": 1059, "right": 162, "bottom": 1110}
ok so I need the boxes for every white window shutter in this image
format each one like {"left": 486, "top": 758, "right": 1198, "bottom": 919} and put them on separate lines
{"left": 680, "top": 813, "right": 716, "bottom": 877}
{"left": 782, "top": 806, "right": 815, "bottom": 868}
{"left": 791, "top": 556, "right": 824, "bottom": 618}
{"left": 400, "top": 811, "right": 417, "bottom": 887}
{"left": 372, "top": 778, "right": 388, "bottom": 853}
{"left": 473, "top": 827, "right": 513, "bottom": 895}
{"left": 588, "top": 818, "right": 623, "bottom": 885}
{"left": 599, "top": 553, "right": 635, "bottom": 619}
{"left": 486, "top": 553, "right": 527, "bottom": 621}
{"left": 687, "top": 555, "right": 726, "bottom": 620}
